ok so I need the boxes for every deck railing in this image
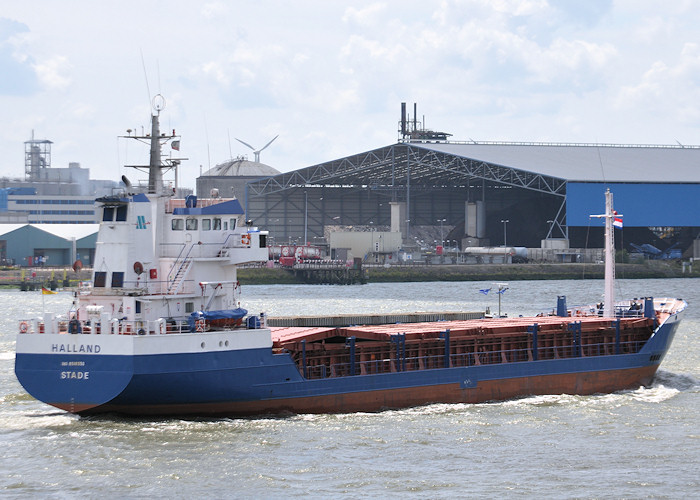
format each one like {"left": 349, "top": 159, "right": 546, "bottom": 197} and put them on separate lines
{"left": 18, "top": 317, "right": 207, "bottom": 335}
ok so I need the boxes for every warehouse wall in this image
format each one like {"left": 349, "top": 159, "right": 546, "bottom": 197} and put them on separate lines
{"left": 567, "top": 183, "right": 700, "bottom": 227}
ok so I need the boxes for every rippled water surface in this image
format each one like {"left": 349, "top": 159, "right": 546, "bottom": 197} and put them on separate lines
{"left": 2, "top": 279, "right": 698, "bottom": 498}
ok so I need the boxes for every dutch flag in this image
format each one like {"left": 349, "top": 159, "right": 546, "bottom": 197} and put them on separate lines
{"left": 613, "top": 211, "right": 623, "bottom": 230}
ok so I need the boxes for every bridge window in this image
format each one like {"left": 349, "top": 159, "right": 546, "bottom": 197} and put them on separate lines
{"left": 94, "top": 271, "right": 107, "bottom": 288}
{"left": 223, "top": 221, "right": 228, "bottom": 230}
{"left": 186, "top": 218, "right": 197, "bottom": 230}
{"left": 102, "top": 207, "right": 114, "bottom": 221}
{"left": 213, "top": 218, "right": 221, "bottom": 230}
{"left": 172, "top": 219, "right": 184, "bottom": 230}
{"left": 229, "top": 218, "right": 237, "bottom": 229}
{"left": 202, "top": 219, "right": 211, "bottom": 231}
{"left": 111, "top": 271, "right": 124, "bottom": 288}
{"left": 116, "top": 205, "right": 127, "bottom": 221}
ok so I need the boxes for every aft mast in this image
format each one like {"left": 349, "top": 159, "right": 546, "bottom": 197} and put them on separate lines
{"left": 603, "top": 189, "right": 615, "bottom": 318}
{"left": 592, "top": 189, "right": 617, "bottom": 318}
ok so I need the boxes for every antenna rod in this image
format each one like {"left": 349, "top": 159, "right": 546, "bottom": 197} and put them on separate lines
{"left": 140, "top": 49, "right": 151, "bottom": 108}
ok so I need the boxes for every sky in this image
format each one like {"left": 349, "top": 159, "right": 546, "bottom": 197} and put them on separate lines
{"left": 2, "top": 0, "right": 700, "bottom": 190}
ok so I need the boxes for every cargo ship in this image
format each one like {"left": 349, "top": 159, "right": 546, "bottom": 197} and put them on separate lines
{"left": 14, "top": 100, "right": 686, "bottom": 416}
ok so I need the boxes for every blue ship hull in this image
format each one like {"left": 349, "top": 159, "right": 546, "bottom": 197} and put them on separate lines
{"left": 14, "top": 315, "right": 681, "bottom": 417}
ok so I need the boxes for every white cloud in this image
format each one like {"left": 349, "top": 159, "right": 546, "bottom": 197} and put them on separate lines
{"left": 70, "top": 102, "right": 95, "bottom": 119}
{"left": 199, "top": 61, "right": 234, "bottom": 86}
{"left": 2, "top": 1, "right": 700, "bottom": 186}
{"left": 525, "top": 38, "right": 618, "bottom": 86}
{"left": 616, "top": 42, "right": 700, "bottom": 126}
{"left": 489, "top": 0, "right": 549, "bottom": 17}
{"left": 32, "top": 55, "right": 71, "bottom": 90}
{"left": 342, "top": 4, "right": 387, "bottom": 26}
{"left": 201, "top": 2, "right": 227, "bottom": 19}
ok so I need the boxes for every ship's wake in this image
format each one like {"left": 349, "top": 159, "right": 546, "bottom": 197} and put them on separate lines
{"left": 651, "top": 369, "right": 699, "bottom": 391}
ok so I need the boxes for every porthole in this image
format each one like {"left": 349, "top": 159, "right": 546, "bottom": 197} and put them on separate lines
{"left": 201, "top": 342, "right": 205, "bottom": 349}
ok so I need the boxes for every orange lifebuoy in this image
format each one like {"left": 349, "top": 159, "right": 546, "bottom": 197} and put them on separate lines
{"left": 19, "top": 321, "right": 29, "bottom": 333}
{"left": 241, "top": 234, "right": 251, "bottom": 245}
{"left": 196, "top": 319, "right": 206, "bottom": 332}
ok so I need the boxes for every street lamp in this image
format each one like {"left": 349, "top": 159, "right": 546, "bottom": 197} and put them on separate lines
{"left": 501, "top": 219, "right": 509, "bottom": 263}
{"left": 438, "top": 218, "right": 446, "bottom": 246}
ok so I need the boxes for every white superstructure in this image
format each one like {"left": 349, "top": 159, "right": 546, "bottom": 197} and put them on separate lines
{"left": 70, "top": 98, "right": 268, "bottom": 333}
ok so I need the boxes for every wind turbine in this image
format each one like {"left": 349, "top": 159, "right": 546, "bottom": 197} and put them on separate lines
{"left": 235, "top": 135, "right": 279, "bottom": 163}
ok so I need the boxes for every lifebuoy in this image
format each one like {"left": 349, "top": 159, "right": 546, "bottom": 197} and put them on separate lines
{"left": 196, "top": 319, "right": 206, "bottom": 332}
{"left": 19, "top": 321, "right": 29, "bottom": 333}
{"left": 241, "top": 234, "right": 251, "bottom": 245}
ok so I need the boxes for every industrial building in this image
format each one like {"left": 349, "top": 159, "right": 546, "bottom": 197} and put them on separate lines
{"left": 0, "top": 224, "right": 98, "bottom": 267}
{"left": 0, "top": 133, "right": 125, "bottom": 224}
{"left": 237, "top": 106, "right": 700, "bottom": 262}
{"left": 196, "top": 156, "right": 280, "bottom": 200}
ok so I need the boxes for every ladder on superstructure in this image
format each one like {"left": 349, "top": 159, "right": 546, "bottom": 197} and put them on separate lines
{"left": 167, "top": 245, "right": 194, "bottom": 294}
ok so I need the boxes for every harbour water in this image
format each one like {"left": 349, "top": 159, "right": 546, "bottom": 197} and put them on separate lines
{"left": 1, "top": 279, "right": 698, "bottom": 498}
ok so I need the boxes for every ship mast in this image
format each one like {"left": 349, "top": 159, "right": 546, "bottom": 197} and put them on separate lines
{"left": 592, "top": 189, "right": 616, "bottom": 318}
{"left": 122, "top": 94, "right": 184, "bottom": 195}
{"left": 148, "top": 108, "right": 163, "bottom": 195}
{"left": 603, "top": 189, "right": 615, "bottom": 318}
